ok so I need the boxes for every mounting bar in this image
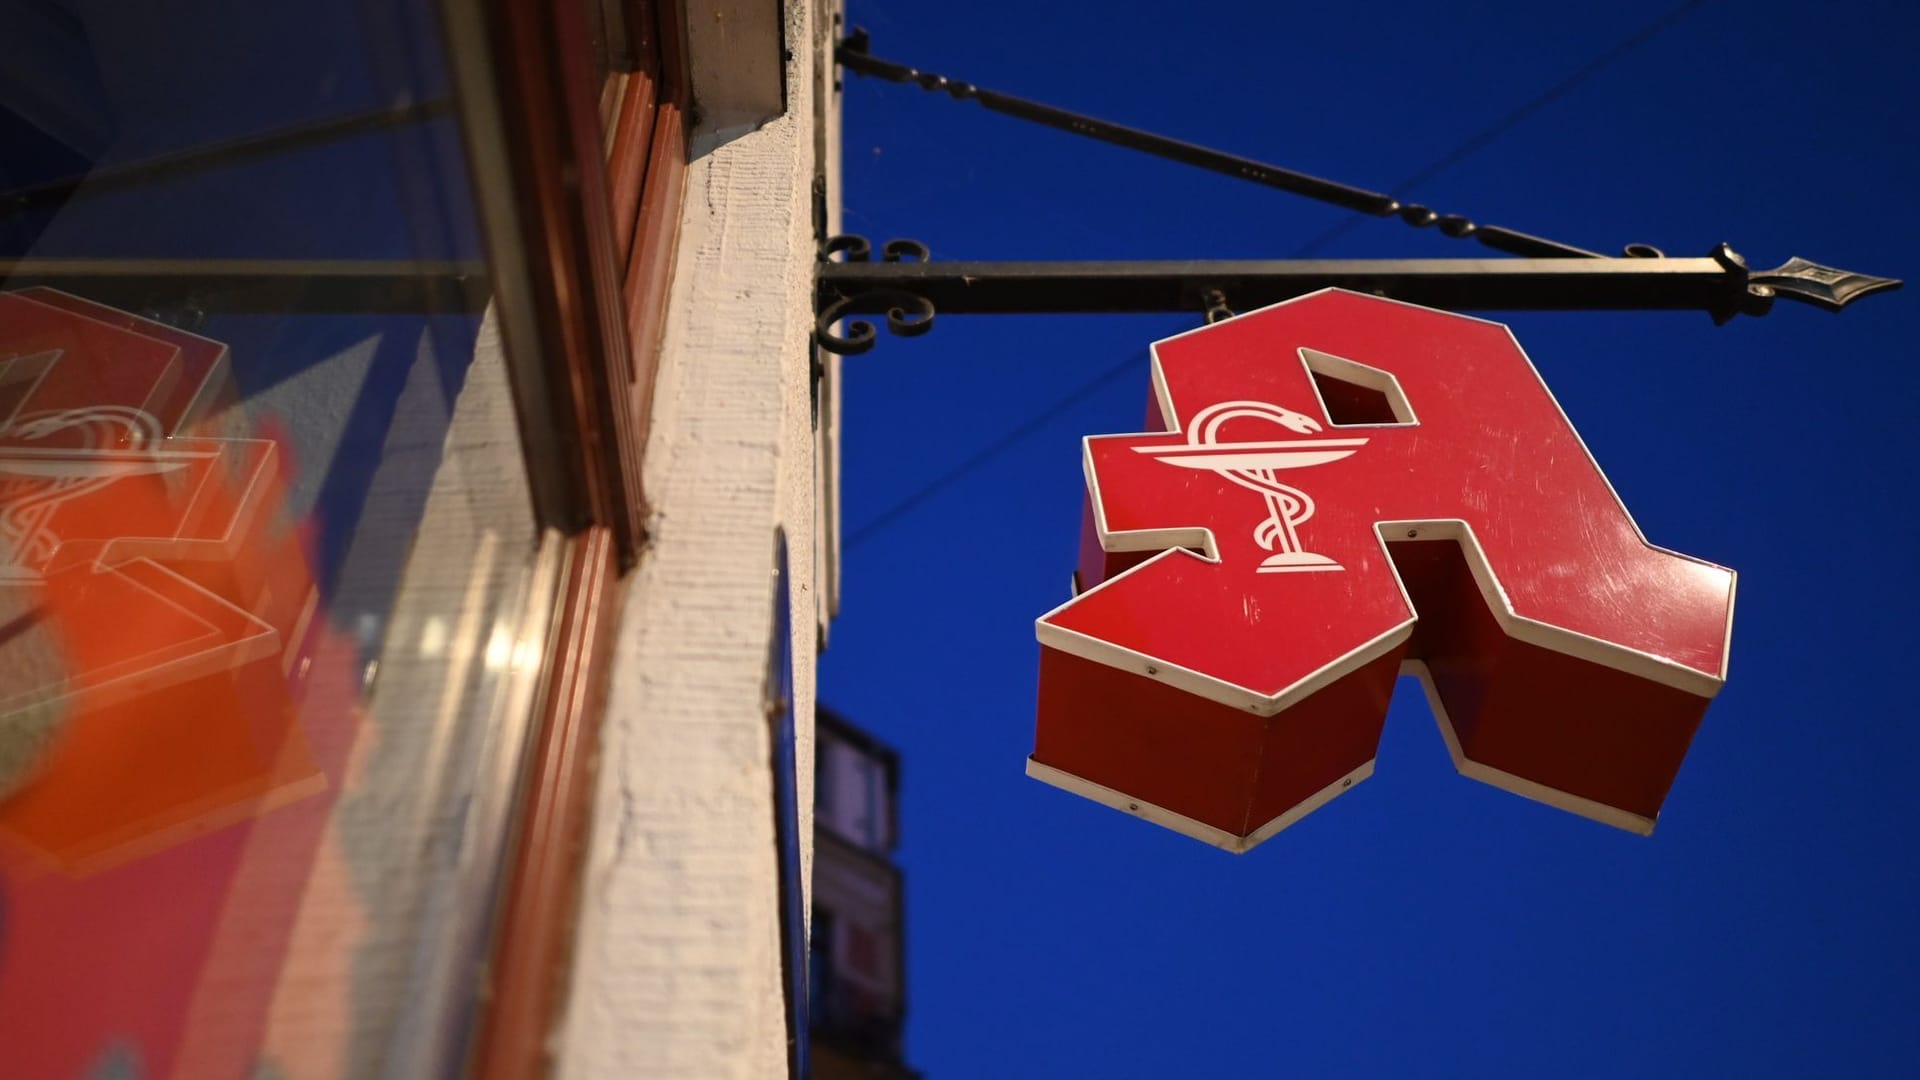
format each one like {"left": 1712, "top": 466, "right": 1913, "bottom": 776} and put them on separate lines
{"left": 839, "top": 30, "right": 1608, "bottom": 260}
{"left": 0, "top": 258, "right": 492, "bottom": 316}
{"left": 1, "top": 99, "right": 458, "bottom": 218}
{"left": 813, "top": 243, "right": 1900, "bottom": 353}
{"left": 823, "top": 255, "right": 1759, "bottom": 315}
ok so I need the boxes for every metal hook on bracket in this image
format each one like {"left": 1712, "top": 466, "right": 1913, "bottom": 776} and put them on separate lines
{"left": 1201, "top": 288, "right": 1235, "bottom": 324}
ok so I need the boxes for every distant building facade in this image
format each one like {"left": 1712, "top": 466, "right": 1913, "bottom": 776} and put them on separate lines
{"left": 812, "top": 709, "right": 918, "bottom": 1080}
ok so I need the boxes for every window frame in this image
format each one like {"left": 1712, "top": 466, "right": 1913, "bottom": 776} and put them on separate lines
{"left": 439, "top": 0, "right": 690, "bottom": 1073}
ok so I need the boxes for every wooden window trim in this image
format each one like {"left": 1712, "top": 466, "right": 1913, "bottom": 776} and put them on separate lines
{"left": 446, "top": 0, "right": 691, "bottom": 1074}
{"left": 469, "top": 527, "right": 622, "bottom": 1080}
{"left": 623, "top": 99, "right": 685, "bottom": 453}
{"left": 605, "top": 71, "right": 658, "bottom": 265}
{"left": 615, "top": 0, "right": 688, "bottom": 499}
{"left": 455, "top": 0, "right": 650, "bottom": 553}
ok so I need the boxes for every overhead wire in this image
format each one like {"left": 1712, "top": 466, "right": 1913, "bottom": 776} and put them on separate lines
{"left": 841, "top": 1, "right": 1710, "bottom": 552}
{"left": 843, "top": 350, "right": 1139, "bottom": 550}
{"left": 1291, "top": 0, "right": 1712, "bottom": 257}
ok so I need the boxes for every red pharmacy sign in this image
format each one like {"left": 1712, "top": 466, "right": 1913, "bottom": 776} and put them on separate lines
{"left": 1032, "top": 289, "right": 1736, "bottom": 850}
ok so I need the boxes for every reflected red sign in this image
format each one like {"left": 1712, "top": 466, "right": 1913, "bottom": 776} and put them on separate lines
{"left": 0, "top": 290, "right": 356, "bottom": 1079}
{"left": 1032, "top": 290, "right": 1736, "bottom": 851}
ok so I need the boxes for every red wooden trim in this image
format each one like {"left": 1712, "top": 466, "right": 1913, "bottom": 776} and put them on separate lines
{"left": 471, "top": 528, "right": 622, "bottom": 1080}
{"left": 460, "top": 0, "right": 670, "bottom": 1074}
{"left": 605, "top": 71, "right": 658, "bottom": 266}
{"left": 466, "top": 0, "right": 687, "bottom": 1073}
{"left": 623, "top": 102, "right": 685, "bottom": 366}
{"left": 652, "top": 0, "right": 690, "bottom": 110}
{"left": 486, "top": 0, "right": 648, "bottom": 553}
{"left": 618, "top": 0, "right": 663, "bottom": 77}
{"left": 552, "top": 0, "right": 651, "bottom": 547}
{"left": 612, "top": 0, "right": 687, "bottom": 527}
{"left": 598, "top": 71, "right": 624, "bottom": 133}
{"left": 618, "top": 102, "right": 685, "bottom": 505}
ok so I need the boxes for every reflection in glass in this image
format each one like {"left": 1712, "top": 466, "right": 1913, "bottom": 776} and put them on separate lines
{"left": 0, "top": 2, "right": 551, "bottom": 1075}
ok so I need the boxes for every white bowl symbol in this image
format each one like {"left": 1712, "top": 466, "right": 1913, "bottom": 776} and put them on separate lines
{"left": 1132, "top": 400, "right": 1366, "bottom": 573}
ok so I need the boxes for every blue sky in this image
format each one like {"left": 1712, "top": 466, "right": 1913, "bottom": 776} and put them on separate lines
{"left": 820, "top": 2, "right": 1919, "bottom": 1076}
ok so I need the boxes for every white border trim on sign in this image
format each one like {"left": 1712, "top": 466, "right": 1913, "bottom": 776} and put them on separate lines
{"left": 1040, "top": 288, "right": 1734, "bottom": 719}
{"left": 14, "top": 288, "right": 233, "bottom": 436}
{"left": 1402, "top": 659, "right": 1657, "bottom": 835}
{"left": 1299, "top": 347, "right": 1420, "bottom": 427}
{"left": 0, "top": 351, "right": 61, "bottom": 428}
{"left": 1027, "top": 755, "right": 1376, "bottom": 854}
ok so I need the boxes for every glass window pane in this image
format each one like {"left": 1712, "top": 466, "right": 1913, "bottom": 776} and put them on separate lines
{"left": 0, "top": 2, "right": 551, "bottom": 1075}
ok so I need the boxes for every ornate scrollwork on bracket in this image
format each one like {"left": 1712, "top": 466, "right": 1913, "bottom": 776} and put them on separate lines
{"left": 821, "top": 234, "right": 872, "bottom": 263}
{"left": 815, "top": 289, "right": 935, "bottom": 356}
{"left": 820, "top": 234, "right": 931, "bottom": 265}
{"left": 816, "top": 235, "right": 936, "bottom": 355}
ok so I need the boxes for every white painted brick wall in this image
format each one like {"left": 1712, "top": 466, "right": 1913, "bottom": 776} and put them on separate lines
{"left": 555, "top": 1, "right": 835, "bottom": 1075}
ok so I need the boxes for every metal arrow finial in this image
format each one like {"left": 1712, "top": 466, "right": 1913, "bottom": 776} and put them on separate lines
{"left": 1748, "top": 256, "right": 1902, "bottom": 312}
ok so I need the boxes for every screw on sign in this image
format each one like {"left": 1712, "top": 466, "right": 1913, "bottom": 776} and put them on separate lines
{"left": 1031, "top": 289, "right": 1735, "bottom": 851}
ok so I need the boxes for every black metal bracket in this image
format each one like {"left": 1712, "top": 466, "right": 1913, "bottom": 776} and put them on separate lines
{"left": 815, "top": 237, "right": 937, "bottom": 355}
{"left": 815, "top": 239, "right": 1900, "bottom": 354}
{"left": 0, "top": 100, "right": 458, "bottom": 222}
{"left": 0, "top": 257, "right": 491, "bottom": 320}
{"left": 837, "top": 30, "right": 1627, "bottom": 261}
{"left": 821, "top": 31, "right": 1899, "bottom": 354}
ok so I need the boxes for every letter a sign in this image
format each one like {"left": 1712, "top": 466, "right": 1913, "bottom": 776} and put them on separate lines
{"left": 1031, "top": 290, "right": 1735, "bottom": 851}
